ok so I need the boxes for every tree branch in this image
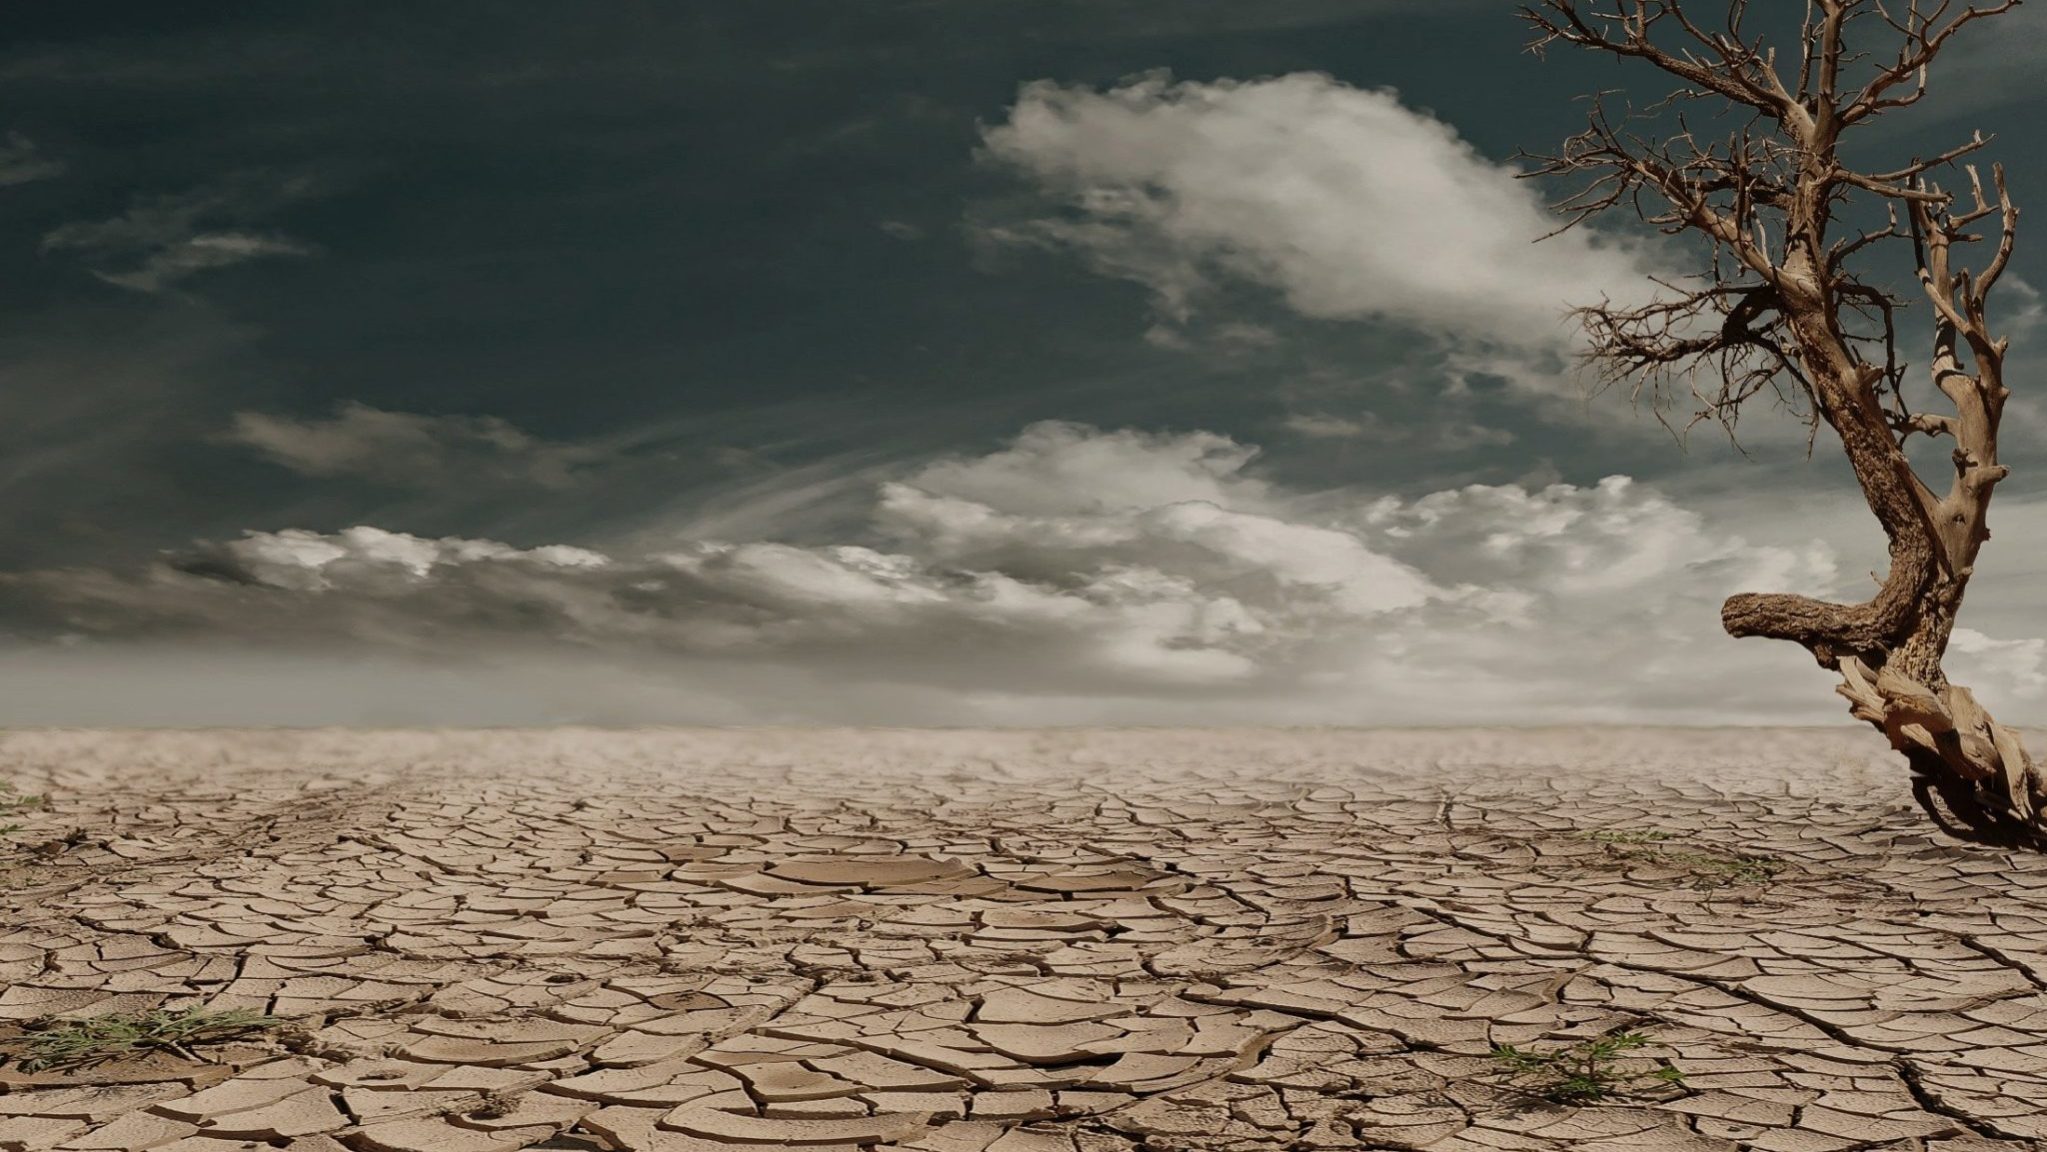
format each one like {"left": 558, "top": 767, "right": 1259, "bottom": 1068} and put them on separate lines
{"left": 1843, "top": 0, "right": 2024, "bottom": 124}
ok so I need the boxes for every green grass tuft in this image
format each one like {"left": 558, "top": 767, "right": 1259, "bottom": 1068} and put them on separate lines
{"left": 1489, "top": 1031, "right": 1685, "bottom": 1104}
{"left": 17, "top": 1007, "right": 283, "bottom": 1072}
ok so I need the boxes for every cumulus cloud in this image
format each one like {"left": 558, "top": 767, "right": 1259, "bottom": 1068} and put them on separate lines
{"left": 226, "top": 402, "right": 591, "bottom": 488}
{"left": 3, "top": 419, "right": 1979, "bottom": 725}
{"left": 40, "top": 175, "right": 316, "bottom": 292}
{"left": 979, "top": 72, "right": 1657, "bottom": 347}
{"left": 0, "top": 132, "right": 65, "bottom": 187}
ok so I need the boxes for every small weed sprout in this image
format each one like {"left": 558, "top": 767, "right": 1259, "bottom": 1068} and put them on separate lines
{"left": 1580, "top": 828, "right": 1672, "bottom": 845}
{"left": 0, "top": 782, "right": 43, "bottom": 840}
{"left": 17, "top": 1007, "right": 283, "bottom": 1072}
{"left": 471, "top": 1089, "right": 524, "bottom": 1119}
{"left": 1663, "top": 851, "right": 1784, "bottom": 888}
{"left": 1575, "top": 829, "right": 1783, "bottom": 889}
{"left": 1489, "top": 1031, "right": 1685, "bottom": 1104}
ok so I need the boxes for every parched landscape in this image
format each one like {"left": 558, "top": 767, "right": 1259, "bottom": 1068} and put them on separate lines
{"left": 1, "top": 728, "right": 2043, "bottom": 1152}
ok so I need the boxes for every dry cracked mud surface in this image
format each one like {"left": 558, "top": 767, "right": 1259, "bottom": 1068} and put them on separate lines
{"left": 1, "top": 727, "right": 2044, "bottom": 1152}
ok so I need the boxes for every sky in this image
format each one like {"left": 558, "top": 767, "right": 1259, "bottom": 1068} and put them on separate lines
{"left": 2, "top": 1, "right": 2046, "bottom": 727}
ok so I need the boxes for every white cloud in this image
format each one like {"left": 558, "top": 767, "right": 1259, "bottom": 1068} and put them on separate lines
{"left": 0, "top": 132, "right": 64, "bottom": 187}
{"left": 980, "top": 71, "right": 1657, "bottom": 347}
{"left": 888, "top": 421, "right": 1270, "bottom": 517}
{"left": 5, "top": 419, "right": 1987, "bottom": 726}
{"left": 226, "top": 402, "right": 590, "bottom": 488}
{"left": 219, "top": 525, "right": 608, "bottom": 590}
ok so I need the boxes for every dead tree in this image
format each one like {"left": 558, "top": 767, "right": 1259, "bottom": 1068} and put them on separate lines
{"left": 1523, "top": 0, "right": 2045, "bottom": 841}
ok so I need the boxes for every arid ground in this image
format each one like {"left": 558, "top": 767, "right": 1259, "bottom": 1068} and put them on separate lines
{"left": 1, "top": 727, "right": 2043, "bottom": 1152}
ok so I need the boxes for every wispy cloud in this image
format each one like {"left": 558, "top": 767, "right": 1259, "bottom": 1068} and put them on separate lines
{"left": 1910, "top": 4, "right": 2047, "bottom": 116}
{"left": 0, "top": 131, "right": 65, "bottom": 187}
{"left": 1284, "top": 409, "right": 1515, "bottom": 451}
{"left": 226, "top": 402, "right": 593, "bottom": 489}
{"left": 40, "top": 175, "right": 318, "bottom": 293}
{"left": 2001, "top": 276, "right": 2045, "bottom": 343}
{"left": 1282, "top": 413, "right": 1368, "bottom": 440}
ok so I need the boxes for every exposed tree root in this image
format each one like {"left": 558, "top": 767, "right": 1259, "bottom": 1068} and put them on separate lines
{"left": 1835, "top": 656, "right": 2047, "bottom": 845}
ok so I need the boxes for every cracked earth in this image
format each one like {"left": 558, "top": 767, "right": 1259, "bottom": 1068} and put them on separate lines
{"left": 1, "top": 727, "right": 2044, "bottom": 1152}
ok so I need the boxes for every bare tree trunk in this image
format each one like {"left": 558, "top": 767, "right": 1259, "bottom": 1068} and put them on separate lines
{"left": 1523, "top": 0, "right": 2043, "bottom": 842}
{"left": 1730, "top": 277, "right": 2046, "bottom": 837}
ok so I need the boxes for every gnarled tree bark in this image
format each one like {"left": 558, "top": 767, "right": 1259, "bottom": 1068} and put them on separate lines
{"left": 1524, "top": 0, "right": 2046, "bottom": 841}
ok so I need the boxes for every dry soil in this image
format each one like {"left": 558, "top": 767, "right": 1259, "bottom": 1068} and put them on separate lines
{"left": 0, "top": 727, "right": 2042, "bottom": 1151}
